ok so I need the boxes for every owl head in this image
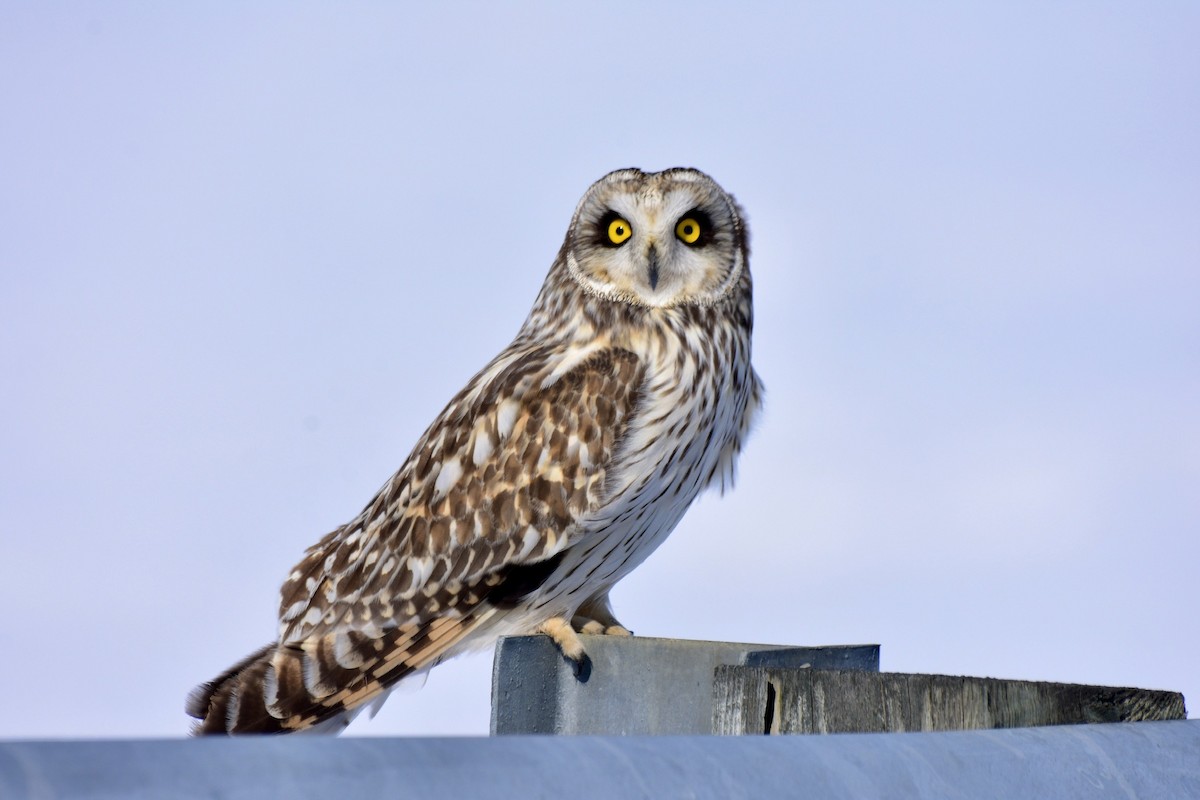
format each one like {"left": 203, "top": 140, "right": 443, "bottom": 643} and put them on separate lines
{"left": 563, "top": 168, "right": 749, "bottom": 309}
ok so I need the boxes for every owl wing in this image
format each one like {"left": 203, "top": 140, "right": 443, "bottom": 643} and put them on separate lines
{"left": 199, "top": 345, "right": 646, "bottom": 732}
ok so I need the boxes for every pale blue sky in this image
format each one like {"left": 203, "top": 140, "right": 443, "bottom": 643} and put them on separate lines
{"left": 1, "top": 4, "right": 1197, "bottom": 737}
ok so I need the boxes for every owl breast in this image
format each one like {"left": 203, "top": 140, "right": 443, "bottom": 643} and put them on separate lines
{"left": 494, "top": 303, "right": 757, "bottom": 630}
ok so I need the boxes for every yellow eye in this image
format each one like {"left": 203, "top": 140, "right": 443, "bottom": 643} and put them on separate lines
{"left": 607, "top": 217, "right": 633, "bottom": 245}
{"left": 676, "top": 217, "right": 702, "bottom": 244}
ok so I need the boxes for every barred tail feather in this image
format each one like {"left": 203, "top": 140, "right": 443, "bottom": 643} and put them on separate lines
{"left": 187, "top": 607, "right": 498, "bottom": 735}
{"left": 188, "top": 637, "right": 359, "bottom": 734}
{"left": 187, "top": 638, "right": 379, "bottom": 735}
{"left": 186, "top": 643, "right": 298, "bottom": 734}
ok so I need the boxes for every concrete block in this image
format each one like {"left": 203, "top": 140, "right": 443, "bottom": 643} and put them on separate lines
{"left": 490, "top": 635, "right": 879, "bottom": 735}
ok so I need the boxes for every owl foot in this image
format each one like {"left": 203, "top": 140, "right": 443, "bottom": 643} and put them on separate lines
{"left": 536, "top": 616, "right": 587, "bottom": 665}
{"left": 571, "top": 592, "right": 633, "bottom": 637}
{"left": 572, "top": 616, "right": 633, "bottom": 637}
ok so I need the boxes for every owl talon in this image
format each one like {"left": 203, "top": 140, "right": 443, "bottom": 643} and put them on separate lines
{"left": 537, "top": 616, "right": 587, "bottom": 665}
{"left": 571, "top": 613, "right": 633, "bottom": 638}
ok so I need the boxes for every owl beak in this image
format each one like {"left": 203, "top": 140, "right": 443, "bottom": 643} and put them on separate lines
{"left": 646, "top": 245, "right": 660, "bottom": 290}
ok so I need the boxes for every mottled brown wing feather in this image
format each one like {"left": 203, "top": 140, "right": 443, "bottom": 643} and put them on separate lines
{"left": 191, "top": 346, "right": 644, "bottom": 732}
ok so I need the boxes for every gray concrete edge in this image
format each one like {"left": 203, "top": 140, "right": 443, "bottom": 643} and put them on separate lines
{"left": 2, "top": 720, "right": 1198, "bottom": 800}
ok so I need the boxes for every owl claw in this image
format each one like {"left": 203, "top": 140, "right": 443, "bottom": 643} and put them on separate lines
{"left": 538, "top": 615, "right": 635, "bottom": 677}
{"left": 537, "top": 616, "right": 587, "bottom": 666}
{"left": 570, "top": 592, "right": 632, "bottom": 638}
{"left": 572, "top": 614, "right": 632, "bottom": 638}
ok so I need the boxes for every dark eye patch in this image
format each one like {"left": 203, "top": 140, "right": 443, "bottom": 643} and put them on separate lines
{"left": 595, "top": 210, "right": 631, "bottom": 248}
{"left": 677, "top": 208, "right": 715, "bottom": 247}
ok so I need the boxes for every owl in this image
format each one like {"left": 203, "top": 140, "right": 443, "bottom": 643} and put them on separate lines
{"left": 187, "top": 167, "right": 763, "bottom": 734}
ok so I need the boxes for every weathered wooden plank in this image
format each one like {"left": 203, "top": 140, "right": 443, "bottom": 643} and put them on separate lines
{"left": 713, "top": 668, "right": 1186, "bottom": 735}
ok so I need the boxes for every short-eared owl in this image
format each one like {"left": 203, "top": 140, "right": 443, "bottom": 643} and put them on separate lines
{"left": 188, "top": 167, "right": 763, "bottom": 734}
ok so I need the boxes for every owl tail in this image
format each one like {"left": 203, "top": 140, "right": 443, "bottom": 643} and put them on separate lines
{"left": 186, "top": 642, "right": 357, "bottom": 735}
{"left": 188, "top": 599, "right": 510, "bottom": 734}
{"left": 188, "top": 643, "right": 278, "bottom": 734}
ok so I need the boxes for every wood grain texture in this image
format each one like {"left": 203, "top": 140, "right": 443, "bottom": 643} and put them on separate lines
{"left": 713, "top": 668, "right": 1186, "bottom": 735}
